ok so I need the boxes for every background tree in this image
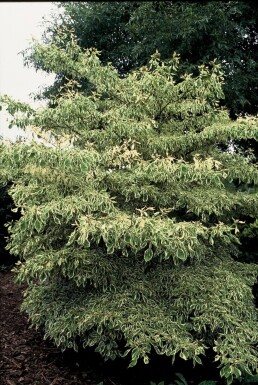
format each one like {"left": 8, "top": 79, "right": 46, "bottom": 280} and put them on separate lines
{"left": 26, "top": 1, "right": 258, "bottom": 118}
{"left": 1, "top": 32, "right": 258, "bottom": 384}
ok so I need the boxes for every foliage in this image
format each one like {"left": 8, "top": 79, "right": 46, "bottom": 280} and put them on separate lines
{"left": 169, "top": 373, "right": 217, "bottom": 385}
{"left": 25, "top": 1, "right": 258, "bottom": 117}
{"left": 0, "top": 183, "right": 19, "bottom": 268}
{"left": 98, "top": 371, "right": 258, "bottom": 385}
{"left": 1, "top": 32, "right": 258, "bottom": 384}
{"left": 236, "top": 218, "right": 258, "bottom": 265}
{"left": 150, "top": 371, "right": 258, "bottom": 385}
{"left": 239, "top": 372, "right": 258, "bottom": 384}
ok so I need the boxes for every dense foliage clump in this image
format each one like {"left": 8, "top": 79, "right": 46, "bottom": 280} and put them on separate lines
{"left": 1, "top": 32, "right": 258, "bottom": 384}
{"left": 27, "top": 1, "right": 258, "bottom": 117}
{"left": 0, "top": 183, "right": 20, "bottom": 268}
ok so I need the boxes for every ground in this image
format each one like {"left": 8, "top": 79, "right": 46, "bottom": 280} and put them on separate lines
{"left": 0, "top": 270, "right": 222, "bottom": 385}
{"left": 0, "top": 271, "right": 110, "bottom": 385}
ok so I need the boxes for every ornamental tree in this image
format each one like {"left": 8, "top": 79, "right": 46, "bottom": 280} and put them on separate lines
{"left": 1, "top": 32, "right": 258, "bottom": 384}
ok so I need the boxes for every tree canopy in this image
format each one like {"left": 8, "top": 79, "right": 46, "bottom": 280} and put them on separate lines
{"left": 1, "top": 30, "right": 258, "bottom": 384}
{"left": 26, "top": 1, "right": 258, "bottom": 117}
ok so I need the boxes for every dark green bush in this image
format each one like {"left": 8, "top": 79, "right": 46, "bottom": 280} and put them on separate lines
{"left": 0, "top": 183, "right": 20, "bottom": 268}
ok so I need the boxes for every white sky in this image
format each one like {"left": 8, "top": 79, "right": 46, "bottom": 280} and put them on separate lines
{"left": 0, "top": 2, "right": 62, "bottom": 140}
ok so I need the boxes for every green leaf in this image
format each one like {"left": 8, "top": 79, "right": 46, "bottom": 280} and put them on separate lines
{"left": 64, "top": 158, "right": 71, "bottom": 169}
{"left": 175, "top": 372, "right": 187, "bottom": 385}
{"left": 144, "top": 247, "right": 153, "bottom": 262}
{"left": 177, "top": 248, "right": 186, "bottom": 261}
{"left": 80, "top": 162, "right": 87, "bottom": 173}
{"left": 34, "top": 219, "right": 42, "bottom": 233}
{"left": 179, "top": 352, "right": 188, "bottom": 361}
{"left": 39, "top": 158, "right": 46, "bottom": 166}
{"left": 20, "top": 221, "right": 27, "bottom": 231}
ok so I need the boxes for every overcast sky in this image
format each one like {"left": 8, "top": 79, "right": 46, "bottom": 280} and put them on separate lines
{"left": 0, "top": 2, "right": 61, "bottom": 139}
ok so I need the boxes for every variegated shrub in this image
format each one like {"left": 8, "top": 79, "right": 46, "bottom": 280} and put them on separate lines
{"left": 0, "top": 31, "right": 258, "bottom": 384}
